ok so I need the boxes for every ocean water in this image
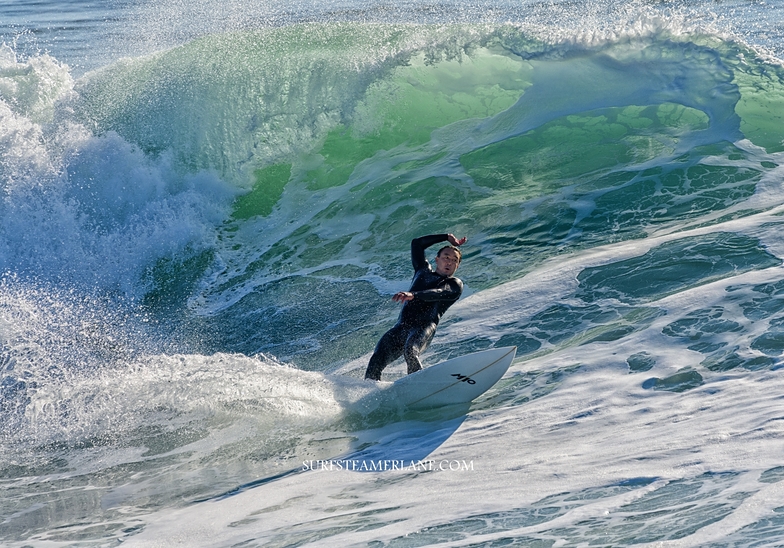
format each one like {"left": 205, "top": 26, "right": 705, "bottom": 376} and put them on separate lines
{"left": 3, "top": 0, "right": 784, "bottom": 546}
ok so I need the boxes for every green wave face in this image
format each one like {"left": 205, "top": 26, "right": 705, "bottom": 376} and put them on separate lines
{"left": 73, "top": 23, "right": 784, "bottom": 367}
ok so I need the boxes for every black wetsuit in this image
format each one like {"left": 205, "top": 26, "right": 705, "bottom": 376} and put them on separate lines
{"left": 364, "top": 234, "right": 463, "bottom": 380}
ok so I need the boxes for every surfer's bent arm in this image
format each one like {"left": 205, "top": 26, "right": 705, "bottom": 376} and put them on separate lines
{"left": 412, "top": 278, "right": 463, "bottom": 302}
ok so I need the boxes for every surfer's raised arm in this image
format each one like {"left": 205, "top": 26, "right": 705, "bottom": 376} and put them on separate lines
{"left": 448, "top": 234, "right": 467, "bottom": 246}
{"left": 365, "top": 232, "right": 467, "bottom": 381}
{"left": 410, "top": 233, "right": 466, "bottom": 271}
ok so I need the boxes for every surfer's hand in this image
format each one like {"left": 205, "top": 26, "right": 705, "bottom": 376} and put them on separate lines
{"left": 447, "top": 234, "right": 467, "bottom": 246}
{"left": 392, "top": 291, "right": 414, "bottom": 303}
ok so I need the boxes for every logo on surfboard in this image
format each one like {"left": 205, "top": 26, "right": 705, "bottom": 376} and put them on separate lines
{"left": 451, "top": 373, "right": 476, "bottom": 385}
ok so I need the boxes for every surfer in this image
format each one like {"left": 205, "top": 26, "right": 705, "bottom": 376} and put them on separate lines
{"left": 364, "top": 233, "right": 467, "bottom": 381}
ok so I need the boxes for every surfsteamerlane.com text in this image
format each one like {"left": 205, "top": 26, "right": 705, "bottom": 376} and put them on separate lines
{"left": 302, "top": 459, "right": 475, "bottom": 472}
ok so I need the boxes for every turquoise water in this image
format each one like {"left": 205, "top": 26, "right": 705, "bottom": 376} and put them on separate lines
{"left": 3, "top": 1, "right": 784, "bottom": 546}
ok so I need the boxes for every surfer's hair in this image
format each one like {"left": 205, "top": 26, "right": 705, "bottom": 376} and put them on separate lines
{"left": 437, "top": 245, "right": 462, "bottom": 264}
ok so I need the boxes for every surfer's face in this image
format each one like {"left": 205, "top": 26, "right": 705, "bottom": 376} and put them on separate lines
{"left": 435, "top": 248, "right": 461, "bottom": 276}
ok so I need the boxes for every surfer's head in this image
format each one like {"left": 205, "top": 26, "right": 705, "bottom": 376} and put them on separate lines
{"left": 435, "top": 246, "right": 461, "bottom": 276}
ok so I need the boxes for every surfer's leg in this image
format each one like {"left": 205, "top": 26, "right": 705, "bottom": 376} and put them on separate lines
{"left": 403, "top": 323, "right": 436, "bottom": 375}
{"left": 364, "top": 325, "right": 406, "bottom": 380}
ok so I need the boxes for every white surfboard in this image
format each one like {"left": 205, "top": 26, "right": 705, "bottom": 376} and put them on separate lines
{"left": 388, "top": 346, "right": 516, "bottom": 409}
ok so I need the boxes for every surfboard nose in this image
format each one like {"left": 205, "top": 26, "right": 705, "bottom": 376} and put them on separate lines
{"left": 392, "top": 345, "right": 517, "bottom": 409}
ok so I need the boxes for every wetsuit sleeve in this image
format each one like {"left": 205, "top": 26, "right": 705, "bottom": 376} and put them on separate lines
{"left": 412, "top": 277, "right": 463, "bottom": 302}
{"left": 411, "top": 234, "right": 450, "bottom": 271}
